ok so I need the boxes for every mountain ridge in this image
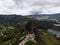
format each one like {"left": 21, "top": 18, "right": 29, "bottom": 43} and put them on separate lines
{"left": 25, "top": 13, "right": 60, "bottom": 20}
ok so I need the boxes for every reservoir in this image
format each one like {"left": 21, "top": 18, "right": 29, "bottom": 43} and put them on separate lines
{"left": 48, "top": 29, "right": 60, "bottom": 37}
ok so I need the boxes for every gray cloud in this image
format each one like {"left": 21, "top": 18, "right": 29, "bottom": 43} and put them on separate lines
{"left": 0, "top": 0, "right": 60, "bottom": 15}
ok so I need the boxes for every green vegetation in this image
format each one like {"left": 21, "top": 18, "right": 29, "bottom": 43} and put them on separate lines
{"left": 25, "top": 40, "right": 36, "bottom": 45}
{"left": 0, "top": 19, "right": 59, "bottom": 45}
{"left": 0, "top": 24, "right": 26, "bottom": 45}
{"left": 24, "top": 30, "right": 58, "bottom": 45}
{"left": 52, "top": 26, "right": 60, "bottom": 31}
{"left": 38, "top": 32, "right": 58, "bottom": 45}
{"left": 34, "top": 33, "right": 47, "bottom": 45}
{"left": 34, "top": 31, "right": 58, "bottom": 45}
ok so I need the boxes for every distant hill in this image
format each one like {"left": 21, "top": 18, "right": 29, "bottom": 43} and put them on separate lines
{"left": 0, "top": 14, "right": 31, "bottom": 25}
{"left": 26, "top": 13, "right": 60, "bottom": 21}
{"left": 0, "top": 14, "right": 60, "bottom": 25}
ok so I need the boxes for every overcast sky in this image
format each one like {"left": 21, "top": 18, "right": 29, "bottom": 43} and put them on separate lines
{"left": 0, "top": 0, "right": 60, "bottom": 15}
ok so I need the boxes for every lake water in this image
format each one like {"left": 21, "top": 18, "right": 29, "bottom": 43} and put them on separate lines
{"left": 53, "top": 24, "right": 60, "bottom": 26}
{"left": 48, "top": 29, "right": 60, "bottom": 37}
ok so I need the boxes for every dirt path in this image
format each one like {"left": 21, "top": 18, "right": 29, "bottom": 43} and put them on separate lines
{"left": 18, "top": 34, "right": 34, "bottom": 45}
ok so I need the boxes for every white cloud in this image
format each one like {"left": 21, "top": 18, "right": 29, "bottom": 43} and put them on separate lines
{"left": 0, "top": 0, "right": 60, "bottom": 15}
{"left": 42, "top": 7, "right": 60, "bottom": 14}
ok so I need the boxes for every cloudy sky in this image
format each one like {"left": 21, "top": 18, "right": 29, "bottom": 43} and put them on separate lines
{"left": 0, "top": 0, "right": 60, "bottom": 15}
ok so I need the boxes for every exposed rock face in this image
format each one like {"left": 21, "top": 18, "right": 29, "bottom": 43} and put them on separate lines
{"left": 57, "top": 37, "right": 60, "bottom": 43}
{"left": 25, "top": 20, "right": 37, "bottom": 34}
